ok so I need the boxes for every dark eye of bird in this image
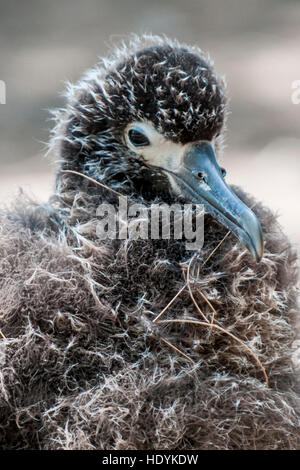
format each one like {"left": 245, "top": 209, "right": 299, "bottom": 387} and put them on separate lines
{"left": 221, "top": 167, "right": 227, "bottom": 178}
{"left": 128, "top": 129, "right": 150, "bottom": 147}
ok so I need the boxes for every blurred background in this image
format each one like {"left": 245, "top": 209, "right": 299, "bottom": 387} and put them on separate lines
{"left": 0, "top": 0, "right": 299, "bottom": 253}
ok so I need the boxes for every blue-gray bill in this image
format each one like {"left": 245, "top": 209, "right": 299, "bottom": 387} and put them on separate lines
{"left": 167, "top": 142, "right": 264, "bottom": 262}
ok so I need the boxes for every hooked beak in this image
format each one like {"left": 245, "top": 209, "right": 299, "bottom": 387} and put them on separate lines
{"left": 164, "top": 142, "right": 264, "bottom": 262}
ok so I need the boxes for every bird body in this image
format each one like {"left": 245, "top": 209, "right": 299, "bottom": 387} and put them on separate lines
{"left": 0, "top": 35, "right": 299, "bottom": 449}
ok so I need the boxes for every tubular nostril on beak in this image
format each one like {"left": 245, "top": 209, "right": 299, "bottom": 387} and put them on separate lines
{"left": 221, "top": 167, "right": 227, "bottom": 178}
{"left": 195, "top": 171, "right": 207, "bottom": 184}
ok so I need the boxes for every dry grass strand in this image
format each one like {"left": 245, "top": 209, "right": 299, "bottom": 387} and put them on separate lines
{"left": 157, "top": 319, "right": 269, "bottom": 388}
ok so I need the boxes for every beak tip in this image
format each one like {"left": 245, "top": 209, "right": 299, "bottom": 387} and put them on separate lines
{"left": 248, "top": 222, "right": 264, "bottom": 263}
{"left": 254, "top": 246, "right": 264, "bottom": 263}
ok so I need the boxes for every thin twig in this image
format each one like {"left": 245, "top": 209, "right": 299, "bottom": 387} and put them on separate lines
{"left": 187, "top": 282, "right": 209, "bottom": 323}
{"left": 159, "top": 336, "right": 195, "bottom": 364}
{"left": 0, "top": 329, "right": 6, "bottom": 340}
{"left": 202, "top": 230, "right": 231, "bottom": 268}
{"left": 197, "top": 289, "right": 218, "bottom": 326}
{"left": 61, "top": 170, "right": 126, "bottom": 199}
{"left": 157, "top": 319, "right": 269, "bottom": 388}
{"left": 186, "top": 255, "right": 210, "bottom": 323}
{"left": 152, "top": 284, "right": 186, "bottom": 323}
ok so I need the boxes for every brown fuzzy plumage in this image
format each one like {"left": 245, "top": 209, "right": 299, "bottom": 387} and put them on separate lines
{"left": 0, "top": 35, "right": 299, "bottom": 449}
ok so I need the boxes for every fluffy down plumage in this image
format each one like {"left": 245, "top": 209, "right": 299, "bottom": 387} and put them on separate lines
{"left": 0, "top": 35, "right": 299, "bottom": 450}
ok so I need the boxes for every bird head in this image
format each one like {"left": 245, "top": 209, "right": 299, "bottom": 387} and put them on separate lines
{"left": 53, "top": 35, "right": 263, "bottom": 261}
